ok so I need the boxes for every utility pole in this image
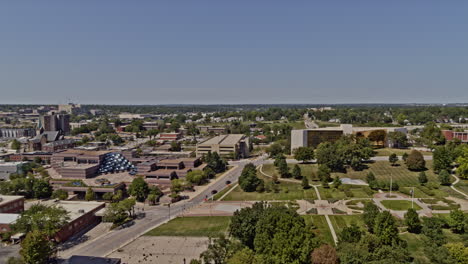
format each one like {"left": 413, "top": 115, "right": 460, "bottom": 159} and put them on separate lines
{"left": 389, "top": 176, "right": 393, "bottom": 197}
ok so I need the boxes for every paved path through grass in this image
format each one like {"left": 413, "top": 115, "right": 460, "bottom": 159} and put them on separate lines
{"left": 451, "top": 175, "right": 468, "bottom": 198}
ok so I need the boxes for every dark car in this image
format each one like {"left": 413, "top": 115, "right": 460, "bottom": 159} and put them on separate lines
{"left": 211, "top": 190, "right": 218, "bottom": 195}
{"left": 225, "top": 180, "right": 231, "bottom": 185}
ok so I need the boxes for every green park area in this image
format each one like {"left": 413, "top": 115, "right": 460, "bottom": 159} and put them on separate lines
{"left": 303, "top": 215, "right": 334, "bottom": 245}
{"left": 317, "top": 186, "right": 374, "bottom": 199}
{"left": 261, "top": 163, "right": 318, "bottom": 181}
{"left": 331, "top": 160, "right": 439, "bottom": 187}
{"left": 145, "top": 216, "right": 230, "bottom": 237}
{"left": 374, "top": 148, "right": 432, "bottom": 157}
{"left": 328, "top": 215, "right": 366, "bottom": 233}
{"left": 380, "top": 200, "right": 422, "bottom": 211}
{"left": 221, "top": 171, "right": 318, "bottom": 201}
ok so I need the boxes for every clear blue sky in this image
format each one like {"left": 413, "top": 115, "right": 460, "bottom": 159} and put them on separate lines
{"left": 0, "top": 1, "right": 467, "bottom": 104}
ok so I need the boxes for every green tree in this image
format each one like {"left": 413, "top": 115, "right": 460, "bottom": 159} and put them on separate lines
{"left": 253, "top": 206, "right": 317, "bottom": 264}
{"left": 171, "top": 179, "right": 184, "bottom": 194}
{"left": 338, "top": 223, "right": 362, "bottom": 244}
{"left": 366, "top": 171, "right": 376, "bottom": 183}
{"left": 276, "top": 158, "right": 290, "bottom": 178}
{"left": 186, "top": 170, "right": 207, "bottom": 185}
{"left": 238, "top": 163, "right": 263, "bottom": 192}
{"left": 227, "top": 247, "right": 255, "bottom": 264}
{"left": 32, "top": 179, "right": 52, "bottom": 199}
{"left": 362, "top": 202, "right": 380, "bottom": 233}
{"left": 418, "top": 171, "right": 428, "bottom": 185}
{"left": 302, "top": 176, "right": 310, "bottom": 190}
{"left": 229, "top": 202, "right": 266, "bottom": 249}
{"left": 103, "top": 201, "right": 128, "bottom": 226}
{"left": 445, "top": 242, "right": 468, "bottom": 264}
{"left": 448, "top": 209, "right": 466, "bottom": 233}
{"left": 292, "top": 164, "right": 302, "bottom": 179}
{"left": 332, "top": 176, "right": 341, "bottom": 189}
{"left": 20, "top": 230, "right": 54, "bottom": 264}
{"left": 368, "top": 130, "right": 386, "bottom": 147}
{"left": 169, "top": 141, "right": 182, "bottom": 151}
{"left": 267, "top": 143, "right": 284, "bottom": 158}
{"left": 389, "top": 153, "right": 398, "bottom": 166}
{"left": 102, "top": 192, "right": 114, "bottom": 201}
{"left": 293, "top": 147, "right": 314, "bottom": 163}
{"left": 402, "top": 152, "right": 409, "bottom": 163}
{"left": 317, "top": 165, "right": 331, "bottom": 182}
{"left": 422, "top": 217, "right": 446, "bottom": 246}
{"left": 404, "top": 208, "right": 421, "bottom": 233}
{"left": 388, "top": 131, "right": 408, "bottom": 148}
{"left": 200, "top": 235, "right": 243, "bottom": 264}
{"left": 374, "top": 211, "right": 399, "bottom": 245}
{"left": 85, "top": 187, "right": 95, "bottom": 201}
{"left": 11, "top": 139, "right": 21, "bottom": 152}
{"left": 51, "top": 189, "right": 68, "bottom": 200}
{"left": 147, "top": 194, "right": 157, "bottom": 205}
{"left": 456, "top": 145, "right": 468, "bottom": 179}
{"left": 128, "top": 177, "right": 149, "bottom": 202}
{"left": 420, "top": 121, "right": 445, "bottom": 147}
{"left": 12, "top": 204, "right": 70, "bottom": 238}
{"left": 438, "top": 169, "right": 451, "bottom": 186}
{"left": 406, "top": 150, "right": 426, "bottom": 171}
{"left": 433, "top": 146, "right": 453, "bottom": 173}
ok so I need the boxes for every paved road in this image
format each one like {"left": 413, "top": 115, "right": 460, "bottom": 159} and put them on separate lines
{"left": 60, "top": 156, "right": 266, "bottom": 258}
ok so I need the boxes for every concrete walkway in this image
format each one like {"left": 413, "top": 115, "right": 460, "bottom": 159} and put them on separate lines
{"left": 451, "top": 174, "right": 468, "bottom": 198}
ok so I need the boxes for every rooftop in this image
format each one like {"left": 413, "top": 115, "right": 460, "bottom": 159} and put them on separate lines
{"left": 198, "top": 134, "right": 245, "bottom": 146}
{"left": 35, "top": 200, "right": 105, "bottom": 222}
{"left": 0, "top": 213, "right": 20, "bottom": 224}
{"left": 0, "top": 195, "right": 24, "bottom": 206}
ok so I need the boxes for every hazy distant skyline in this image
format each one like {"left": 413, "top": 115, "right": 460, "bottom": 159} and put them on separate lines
{"left": 0, "top": 1, "right": 467, "bottom": 104}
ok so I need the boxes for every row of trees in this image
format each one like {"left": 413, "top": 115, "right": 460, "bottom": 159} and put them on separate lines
{"left": 315, "top": 136, "right": 374, "bottom": 172}
{"left": 192, "top": 203, "right": 318, "bottom": 264}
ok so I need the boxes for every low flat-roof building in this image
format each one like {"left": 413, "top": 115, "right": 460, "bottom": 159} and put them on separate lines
{"left": 291, "top": 124, "right": 407, "bottom": 151}
{"left": 196, "top": 134, "right": 250, "bottom": 159}
{"left": 0, "top": 195, "right": 25, "bottom": 214}
{"left": 0, "top": 213, "right": 20, "bottom": 233}
{"left": 442, "top": 130, "right": 468, "bottom": 143}
{"left": 159, "top": 132, "right": 182, "bottom": 141}
{"left": 0, "top": 162, "right": 28, "bottom": 181}
{"left": 37, "top": 200, "right": 105, "bottom": 242}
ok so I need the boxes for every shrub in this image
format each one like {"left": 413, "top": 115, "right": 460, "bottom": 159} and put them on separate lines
{"left": 406, "top": 150, "right": 426, "bottom": 171}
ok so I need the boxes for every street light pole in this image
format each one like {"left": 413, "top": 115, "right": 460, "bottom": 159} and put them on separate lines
{"left": 389, "top": 176, "right": 393, "bottom": 197}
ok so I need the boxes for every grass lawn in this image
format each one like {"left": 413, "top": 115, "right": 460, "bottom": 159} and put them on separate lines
{"left": 374, "top": 148, "right": 432, "bottom": 157}
{"left": 454, "top": 179, "right": 468, "bottom": 195}
{"left": 331, "top": 160, "right": 440, "bottom": 187}
{"left": 317, "top": 186, "right": 374, "bottom": 199}
{"left": 303, "top": 215, "right": 334, "bottom": 245}
{"left": 261, "top": 163, "right": 318, "bottom": 181}
{"left": 328, "top": 215, "right": 366, "bottom": 234}
{"left": 222, "top": 183, "right": 317, "bottom": 201}
{"left": 145, "top": 216, "right": 231, "bottom": 237}
{"left": 222, "top": 169, "right": 318, "bottom": 201}
{"left": 401, "top": 227, "right": 467, "bottom": 262}
{"left": 213, "top": 183, "right": 237, "bottom": 200}
{"left": 380, "top": 200, "right": 422, "bottom": 211}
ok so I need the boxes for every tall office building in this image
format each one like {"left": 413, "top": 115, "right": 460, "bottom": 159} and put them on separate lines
{"left": 39, "top": 112, "right": 71, "bottom": 135}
